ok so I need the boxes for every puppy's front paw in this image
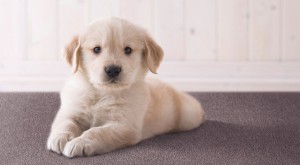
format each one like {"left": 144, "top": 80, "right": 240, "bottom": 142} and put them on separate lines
{"left": 47, "top": 133, "right": 73, "bottom": 154}
{"left": 63, "top": 137, "right": 95, "bottom": 158}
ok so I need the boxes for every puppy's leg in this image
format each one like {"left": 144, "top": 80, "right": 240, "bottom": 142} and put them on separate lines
{"left": 47, "top": 112, "right": 85, "bottom": 154}
{"left": 176, "top": 93, "right": 205, "bottom": 131}
{"left": 63, "top": 123, "right": 140, "bottom": 158}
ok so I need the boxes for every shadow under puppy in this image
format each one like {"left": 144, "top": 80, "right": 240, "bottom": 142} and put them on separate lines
{"left": 47, "top": 17, "right": 205, "bottom": 158}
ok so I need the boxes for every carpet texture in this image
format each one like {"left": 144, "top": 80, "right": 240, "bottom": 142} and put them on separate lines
{"left": 0, "top": 92, "right": 299, "bottom": 165}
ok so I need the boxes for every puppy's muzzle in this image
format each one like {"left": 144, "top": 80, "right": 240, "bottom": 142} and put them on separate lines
{"left": 105, "top": 65, "right": 122, "bottom": 78}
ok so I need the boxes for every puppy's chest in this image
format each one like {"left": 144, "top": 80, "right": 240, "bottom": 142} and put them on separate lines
{"left": 87, "top": 96, "right": 127, "bottom": 126}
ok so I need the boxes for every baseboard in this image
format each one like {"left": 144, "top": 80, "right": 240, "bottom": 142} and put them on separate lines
{"left": 1, "top": 61, "right": 300, "bottom": 91}
{"left": 1, "top": 77, "right": 300, "bottom": 92}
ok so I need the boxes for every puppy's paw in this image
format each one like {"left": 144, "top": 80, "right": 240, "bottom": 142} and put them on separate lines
{"left": 47, "top": 133, "right": 74, "bottom": 154}
{"left": 63, "top": 137, "right": 95, "bottom": 158}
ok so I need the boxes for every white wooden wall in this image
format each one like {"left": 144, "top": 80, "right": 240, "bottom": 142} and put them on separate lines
{"left": 0, "top": 0, "right": 300, "bottom": 91}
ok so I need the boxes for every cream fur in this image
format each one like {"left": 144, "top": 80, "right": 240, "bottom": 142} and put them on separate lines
{"left": 47, "top": 17, "right": 205, "bottom": 158}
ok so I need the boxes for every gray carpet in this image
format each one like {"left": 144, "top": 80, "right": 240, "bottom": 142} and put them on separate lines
{"left": 0, "top": 92, "right": 299, "bottom": 165}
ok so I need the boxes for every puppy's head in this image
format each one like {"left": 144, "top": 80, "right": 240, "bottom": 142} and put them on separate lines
{"left": 65, "top": 17, "right": 163, "bottom": 90}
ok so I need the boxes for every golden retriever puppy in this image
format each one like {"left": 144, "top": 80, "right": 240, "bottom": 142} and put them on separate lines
{"left": 47, "top": 17, "right": 205, "bottom": 158}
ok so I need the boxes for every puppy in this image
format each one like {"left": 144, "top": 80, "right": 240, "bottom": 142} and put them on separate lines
{"left": 47, "top": 17, "right": 205, "bottom": 158}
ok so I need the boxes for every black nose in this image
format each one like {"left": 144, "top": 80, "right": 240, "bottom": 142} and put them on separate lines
{"left": 105, "top": 65, "right": 122, "bottom": 78}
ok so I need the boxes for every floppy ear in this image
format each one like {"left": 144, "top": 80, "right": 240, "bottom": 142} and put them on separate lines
{"left": 144, "top": 34, "right": 164, "bottom": 74}
{"left": 65, "top": 36, "right": 81, "bottom": 73}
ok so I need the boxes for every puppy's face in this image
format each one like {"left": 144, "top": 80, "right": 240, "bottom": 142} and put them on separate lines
{"left": 65, "top": 17, "right": 163, "bottom": 90}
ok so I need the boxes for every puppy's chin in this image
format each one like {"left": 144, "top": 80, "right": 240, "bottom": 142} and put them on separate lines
{"left": 92, "top": 81, "right": 131, "bottom": 91}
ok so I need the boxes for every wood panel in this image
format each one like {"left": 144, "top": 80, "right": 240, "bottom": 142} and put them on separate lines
{"left": 2, "top": 0, "right": 300, "bottom": 63}
{"left": 185, "top": 0, "right": 216, "bottom": 61}
{"left": 120, "top": 0, "right": 153, "bottom": 34}
{"left": 154, "top": 0, "right": 185, "bottom": 61}
{"left": 88, "top": 0, "right": 120, "bottom": 22}
{"left": 0, "top": 0, "right": 26, "bottom": 61}
{"left": 249, "top": 0, "right": 281, "bottom": 61}
{"left": 217, "top": 0, "right": 249, "bottom": 61}
{"left": 58, "top": 0, "right": 87, "bottom": 60}
{"left": 282, "top": 0, "right": 300, "bottom": 61}
{"left": 27, "top": 0, "right": 58, "bottom": 60}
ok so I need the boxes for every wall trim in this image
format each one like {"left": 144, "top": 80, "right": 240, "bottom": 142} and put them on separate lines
{"left": 1, "top": 61, "right": 300, "bottom": 91}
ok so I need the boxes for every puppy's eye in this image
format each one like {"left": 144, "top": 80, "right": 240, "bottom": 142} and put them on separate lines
{"left": 124, "top": 47, "right": 132, "bottom": 55}
{"left": 93, "top": 47, "right": 101, "bottom": 54}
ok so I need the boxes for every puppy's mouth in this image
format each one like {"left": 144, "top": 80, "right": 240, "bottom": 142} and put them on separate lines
{"left": 93, "top": 79, "right": 130, "bottom": 90}
{"left": 105, "top": 79, "right": 120, "bottom": 84}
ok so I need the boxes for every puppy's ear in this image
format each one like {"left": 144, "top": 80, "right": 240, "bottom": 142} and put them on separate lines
{"left": 144, "top": 34, "right": 164, "bottom": 74}
{"left": 65, "top": 36, "right": 81, "bottom": 73}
